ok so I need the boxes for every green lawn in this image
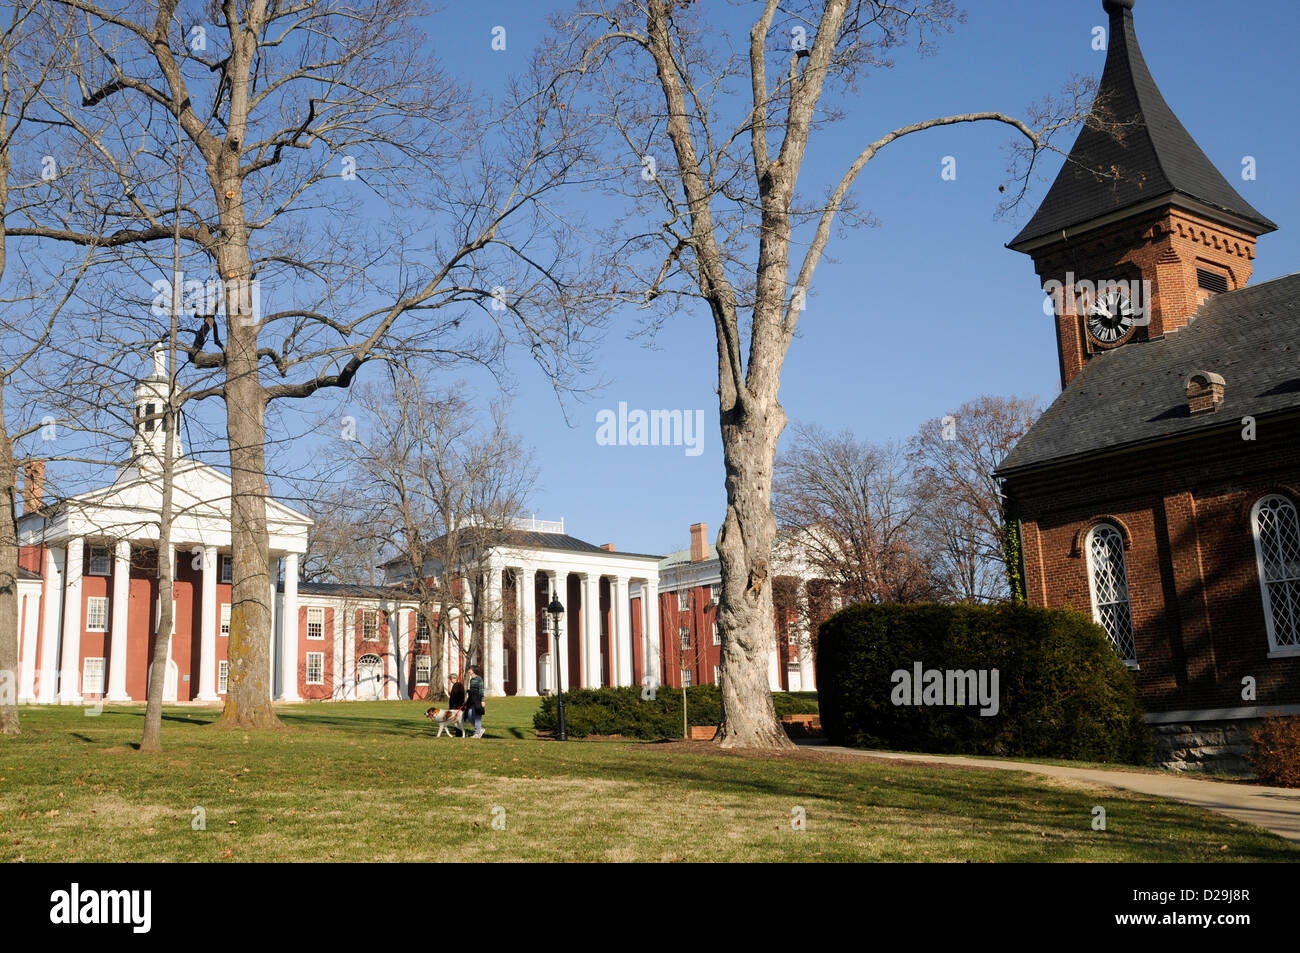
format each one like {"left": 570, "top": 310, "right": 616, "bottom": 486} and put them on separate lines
{"left": 0, "top": 698, "right": 1294, "bottom": 862}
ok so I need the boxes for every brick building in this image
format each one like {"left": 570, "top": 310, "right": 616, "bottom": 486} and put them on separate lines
{"left": 652, "top": 521, "right": 826, "bottom": 691}
{"left": 997, "top": 0, "right": 1298, "bottom": 770}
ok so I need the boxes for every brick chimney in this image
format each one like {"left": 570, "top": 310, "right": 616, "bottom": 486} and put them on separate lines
{"left": 1185, "top": 371, "right": 1225, "bottom": 414}
{"left": 22, "top": 460, "right": 44, "bottom": 515}
{"left": 599, "top": 543, "right": 616, "bottom": 552}
{"left": 689, "top": 522, "right": 709, "bottom": 562}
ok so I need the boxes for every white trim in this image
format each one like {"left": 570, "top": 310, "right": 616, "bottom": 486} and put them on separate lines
{"left": 220, "top": 603, "right": 231, "bottom": 636}
{"left": 306, "top": 606, "right": 325, "bottom": 640}
{"left": 305, "top": 651, "right": 324, "bottom": 685}
{"left": 218, "top": 659, "right": 229, "bottom": 694}
{"left": 1251, "top": 494, "right": 1300, "bottom": 654}
{"left": 415, "top": 654, "right": 431, "bottom": 686}
{"left": 86, "top": 596, "right": 109, "bottom": 632}
{"left": 1144, "top": 703, "right": 1300, "bottom": 724}
{"left": 83, "top": 656, "right": 106, "bottom": 695}
{"left": 220, "top": 555, "right": 233, "bottom": 583}
{"left": 1084, "top": 523, "right": 1137, "bottom": 664}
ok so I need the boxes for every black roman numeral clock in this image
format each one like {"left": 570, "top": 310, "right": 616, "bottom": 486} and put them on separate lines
{"left": 1085, "top": 285, "right": 1137, "bottom": 348}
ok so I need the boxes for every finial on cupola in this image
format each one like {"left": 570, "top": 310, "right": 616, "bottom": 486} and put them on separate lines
{"left": 1103, "top": 0, "right": 1135, "bottom": 14}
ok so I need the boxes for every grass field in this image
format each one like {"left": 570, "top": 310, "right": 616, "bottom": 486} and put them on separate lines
{"left": 1, "top": 698, "right": 1295, "bottom": 862}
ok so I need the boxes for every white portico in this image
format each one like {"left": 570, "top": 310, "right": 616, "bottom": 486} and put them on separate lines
{"left": 382, "top": 518, "right": 662, "bottom": 698}
{"left": 14, "top": 350, "right": 313, "bottom": 705}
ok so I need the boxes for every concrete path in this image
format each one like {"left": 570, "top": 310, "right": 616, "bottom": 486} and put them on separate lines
{"left": 805, "top": 744, "right": 1300, "bottom": 843}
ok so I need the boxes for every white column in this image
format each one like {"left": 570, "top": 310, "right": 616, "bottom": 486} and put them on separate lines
{"left": 18, "top": 589, "right": 39, "bottom": 702}
{"left": 37, "top": 546, "right": 64, "bottom": 703}
{"left": 106, "top": 540, "right": 132, "bottom": 701}
{"left": 342, "top": 602, "right": 356, "bottom": 699}
{"left": 268, "top": 555, "right": 279, "bottom": 697}
{"left": 796, "top": 581, "right": 815, "bottom": 692}
{"left": 581, "top": 572, "right": 600, "bottom": 688}
{"left": 58, "top": 539, "right": 83, "bottom": 704}
{"left": 196, "top": 546, "right": 218, "bottom": 700}
{"left": 520, "top": 566, "right": 537, "bottom": 696}
{"left": 279, "top": 552, "right": 301, "bottom": 701}
{"left": 613, "top": 576, "right": 633, "bottom": 688}
{"left": 546, "top": 571, "right": 564, "bottom": 693}
{"left": 332, "top": 601, "right": 345, "bottom": 699}
{"left": 484, "top": 564, "right": 505, "bottom": 696}
{"left": 643, "top": 579, "right": 660, "bottom": 685}
{"left": 395, "top": 607, "right": 410, "bottom": 700}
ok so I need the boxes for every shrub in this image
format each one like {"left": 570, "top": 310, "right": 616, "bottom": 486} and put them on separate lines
{"left": 1248, "top": 716, "right": 1300, "bottom": 787}
{"left": 816, "top": 602, "right": 1152, "bottom": 765}
{"left": 531, "top": 685, "right": 814, "bottom": 740}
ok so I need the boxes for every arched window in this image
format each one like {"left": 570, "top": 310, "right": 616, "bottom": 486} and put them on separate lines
{"left": 1252, "top": 495, "right": 1300, "bottom": 652}
{"left": 1085, "top": 523, "right": 1136, "bottom": 663}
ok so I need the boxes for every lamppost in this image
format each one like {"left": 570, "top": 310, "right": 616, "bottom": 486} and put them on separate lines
{"left": 546, "top": 593, "right": 567, "bottom": 741}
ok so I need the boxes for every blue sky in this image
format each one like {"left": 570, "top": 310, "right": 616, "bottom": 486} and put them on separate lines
{"left": 289, "top": 0, "right": 1300, "bottom": 558}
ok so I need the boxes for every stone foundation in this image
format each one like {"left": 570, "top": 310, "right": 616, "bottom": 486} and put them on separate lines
{"left": 1150, "top": 719, "right": 1259, "bottom": 775}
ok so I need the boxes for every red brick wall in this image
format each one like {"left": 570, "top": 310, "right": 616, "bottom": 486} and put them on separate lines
{"left": 1006, "top": 416, "right": 1300, "bottom": 714}
{"left": 1029, "top": 206, "right": 1259, "bottom": 387}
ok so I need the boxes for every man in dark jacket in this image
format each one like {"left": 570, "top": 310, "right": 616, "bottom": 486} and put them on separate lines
{"left": 464, "top": 667, "right": 485, "bottom": 738}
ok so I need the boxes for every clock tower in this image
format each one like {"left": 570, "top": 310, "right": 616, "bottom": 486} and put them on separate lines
{"left": 1009, "top": 0, "right": 1275, "bottom": 388}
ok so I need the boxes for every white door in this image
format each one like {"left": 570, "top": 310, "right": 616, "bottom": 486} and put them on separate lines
{"left": 356, "top": 655, "right": 384, "bottom": 700}
{"left": 147, "top": 659, "right": 179, "bottom": 702}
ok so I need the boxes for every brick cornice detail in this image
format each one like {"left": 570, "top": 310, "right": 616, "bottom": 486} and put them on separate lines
{"left": 1070, "top": 516, "right": 1135, "bottom": 557}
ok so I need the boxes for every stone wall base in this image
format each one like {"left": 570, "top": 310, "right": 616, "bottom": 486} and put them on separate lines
{"left": 1150, "top": 719, "right": 1259, "bottom": 775}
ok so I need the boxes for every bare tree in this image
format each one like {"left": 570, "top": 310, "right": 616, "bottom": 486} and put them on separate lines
{"left": 775, "top": 424, "right": 941, "bottom": 605}
{"left": 317, "top": 370, "right": 535, "bottom": 702}
{"left": 548, "top": 0, "right": 1090, "bottom": 747}
{"left": 16, "top": 0, "right": 611, "bottom": 727}
{"left": 0, "top": 2, "right": 93, "bottom": 735}
{"left": 908, "top": 394, "right": 1041, "bottom": 604}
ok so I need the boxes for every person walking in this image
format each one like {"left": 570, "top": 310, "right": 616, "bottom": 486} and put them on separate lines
{"left": 448, "top": 673, "right": 465, "bottom": 712}
{"left": 464, "top": 666, "right": 485, "bottom": 738}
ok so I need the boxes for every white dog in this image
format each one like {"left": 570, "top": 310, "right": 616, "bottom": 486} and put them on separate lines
{"left": 425, "top": 706, "right": 466, "bottom": 738}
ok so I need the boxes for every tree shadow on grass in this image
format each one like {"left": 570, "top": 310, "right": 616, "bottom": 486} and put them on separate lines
{"left": 527, "top": 746, "right": 1300, "bottom": 861}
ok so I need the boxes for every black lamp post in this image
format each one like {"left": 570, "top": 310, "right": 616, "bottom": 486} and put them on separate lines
{"left": 546, "top": 593, "right": 567, "bottom": 741}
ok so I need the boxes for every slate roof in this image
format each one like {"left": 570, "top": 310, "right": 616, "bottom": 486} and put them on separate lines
{"left": 378, "top": 529, "right": 661, "bottom": 570}
{"left": 996, "top": 273, "right": 1300, "bottom": 476}
{"left": 17, "top": 566, "right": 40, "bottom": 581}
{"left": 1008, "top": 2, "right": 1274, "bottom": 249}
{"left": 284, "top": 581, "right": 411, "bottom": 599}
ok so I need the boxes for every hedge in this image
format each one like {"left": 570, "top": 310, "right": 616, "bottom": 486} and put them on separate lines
{"left": 816, "top": 602, "right": 1153, "bottom": 765}
{"left": 531, "top": 685, "right": 819, "bottom": 740}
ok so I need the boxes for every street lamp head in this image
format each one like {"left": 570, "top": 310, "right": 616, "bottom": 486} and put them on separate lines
{"left": 546, "top": 595, "right": 564, "bottom": 618}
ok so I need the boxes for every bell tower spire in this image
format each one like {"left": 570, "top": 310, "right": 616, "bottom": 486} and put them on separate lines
{"left": 132, "top": 346, "right": 183, "bottom": 465}
{"left": 1011, "top": 0, "right": 1276, "bottom": 388}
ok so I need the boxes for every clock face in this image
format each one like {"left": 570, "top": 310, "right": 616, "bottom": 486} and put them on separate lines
{"left": 1086, "top": 286, "right": 1136, "bottom": 347}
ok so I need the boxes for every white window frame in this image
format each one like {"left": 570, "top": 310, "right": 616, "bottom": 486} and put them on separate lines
{"left": 88, "top": 546, "right": 111, "bottom": 576}
{"left": 220, "top": 603, "right": 231, "bottom": 636}
{"left": 713, "top": 665, "right": 720, "bottom": 684}
{"left": 1084, "top": 523, "right": 1137, "bottom": 666}
{"left": 305, "top": 651, "right": 324, "bottom": 685}
{"left": 362, "top": 609, "right": 379, "bottom": 641}
{"left": 677, "top": 590, "right": 690, "bottom": 612}
{"left": 1252, "top": 494, "right": 1300, "bottom": 656}
{"left": 415, "top": 655, "right": 431, "bottom": 686}
{"left": 681, "top": 670, "right": 693, "bottom": 687}
{"left": 416, "top": 613, "right": 430, "bottom": 644}
{"left": 711, "top": 618, "right": 720, "bottom": 646}
{"left": 218, "top": 660, "right": 229, "bottom": 694}
{"left": 306, "top": 606, "right": 324, "bottom": 640}
{"left": 680, "top": 624, "right": 691, "bottom": 651}
{"left": 86, "top": 596, "right": 109, "bottom": 632}
{"left": 220, "top": 555, "right": 233, "bottom": 583}
{"left": 83, "top": 657, "right": 106, "bottom": 695}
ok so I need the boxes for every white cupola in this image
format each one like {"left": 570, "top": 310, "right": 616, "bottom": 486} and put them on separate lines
{"left": 131, "top": 346, "right": 183, "bottom": 464}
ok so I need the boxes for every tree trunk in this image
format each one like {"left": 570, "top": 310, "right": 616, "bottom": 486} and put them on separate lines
{"left": 140, "top": 540, "right": 174, "bottom": 753}
{"left": 715, "top": 396, "right": 794, "bottom": 749}
{"left": 0, "top": 385, "right": 20, "bottom": 736}
{"left": 214, "top": 143, "right": 280, "bottom": 729}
